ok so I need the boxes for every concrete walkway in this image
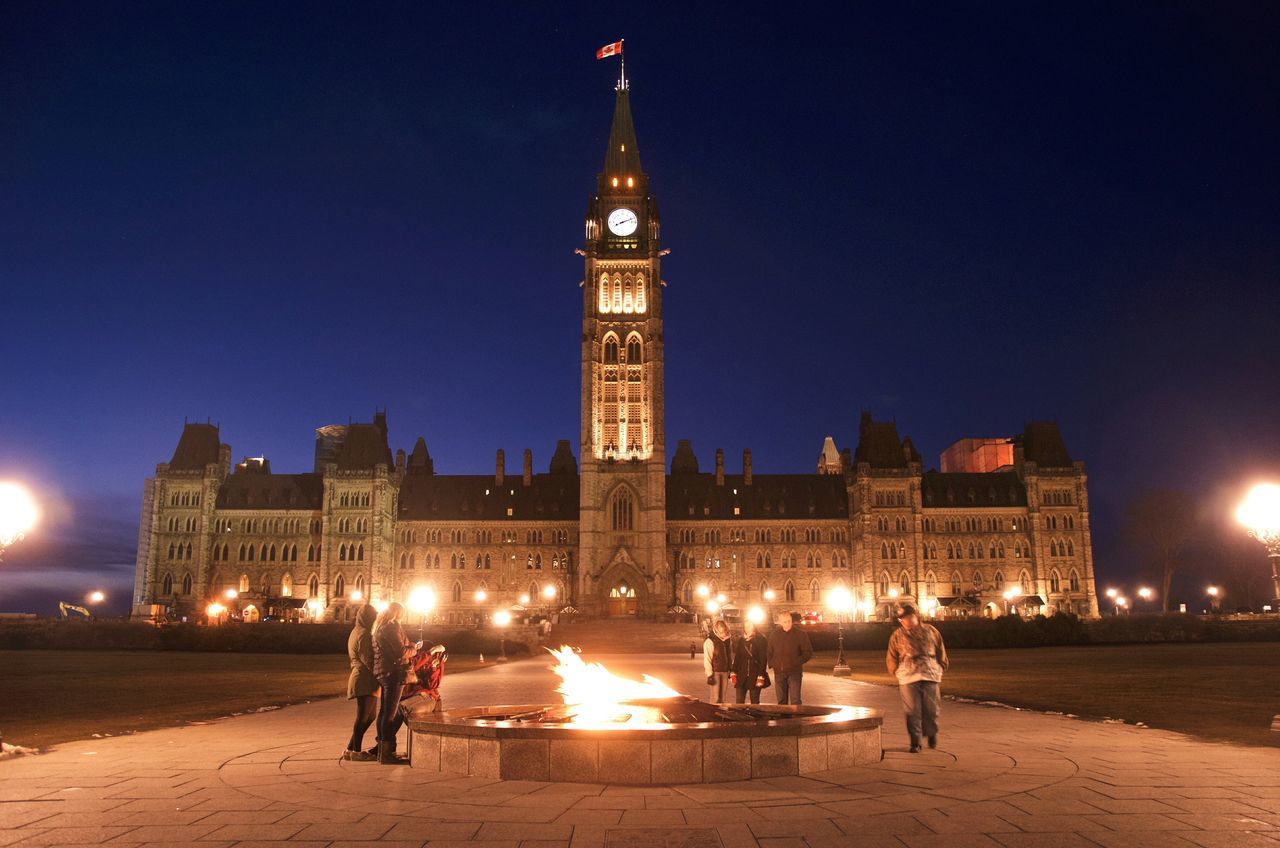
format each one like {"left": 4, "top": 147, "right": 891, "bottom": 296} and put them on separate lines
{"left": 2, "top": 654, "right": 1277, "bottom": 848}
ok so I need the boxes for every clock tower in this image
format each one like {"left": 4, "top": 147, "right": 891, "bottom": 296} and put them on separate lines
{"left": 577, "top": 78, "right": 668, "bottom": 617}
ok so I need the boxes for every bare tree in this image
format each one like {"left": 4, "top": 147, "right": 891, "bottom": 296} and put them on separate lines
{"left": 1125, "top": 488, "right": 1197, "bottom": 612}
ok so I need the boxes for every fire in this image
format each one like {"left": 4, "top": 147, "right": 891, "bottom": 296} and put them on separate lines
{"left": 547, "top": 646, "right": 681, "bottom": 726}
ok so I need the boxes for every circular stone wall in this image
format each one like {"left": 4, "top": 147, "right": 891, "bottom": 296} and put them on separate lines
{"left": 407, "top": 704, "right": 882, "bottom": 784}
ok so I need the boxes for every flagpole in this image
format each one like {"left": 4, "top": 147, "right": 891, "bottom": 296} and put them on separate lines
{"left": 620, "top": 39, "right": 626, "bottom": 90}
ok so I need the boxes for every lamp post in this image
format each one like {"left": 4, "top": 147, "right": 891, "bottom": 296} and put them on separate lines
{"left": 762, "top": 588, "right": 776, "bottom": 629}
{"left": 492, "top": 608, "right": 511, "bottom": 662}
{"left": 474, "top": 589, "right": 488, "bottom": 629}
{"left": 1002, "top": 585, "right": 1022, "bottom": 616}
{"left": 1236, "top": 483, "right": 1280, "bottom": 608}
{"left": 1207, "top": 585, "right": 1221, "bottom": 613}
{"left": 1137, "top": 587, "right": 1154, "bottom": 611}
{"left": 1105, "top": 587, "right": 1119, "bottom": 615}
{"left": 827, "top": 587, "right": 853, "bottom": 677}
{"left": 407, "top": 585, "right": 436, "bottom": 641}
{"left": 1116, "top": 596, "right": 1129, "bottom": 614}
{"left": 542, "top": 583, "right": 557, "bottom": 621}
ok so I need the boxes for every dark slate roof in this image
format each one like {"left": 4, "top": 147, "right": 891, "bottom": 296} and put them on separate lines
{"left": 549, "top": 440, "right": 578, "bottom": 476}
{"left": 666, "top": 474, "right": 848, "bottom": 521}
{"left": 1019, "top": 422, "right": 1074, "bottom": 468}
{"left": 921, "top": 471, "right": 1028, "bottom": 508}
{"left": 407, "top": 437, "right": 434, "bottom": 474}
{"left": 398, "top": 474, "right": 579, "bottom": 521}
{"left": 334, "top": 422, "right": 393, "bottom": 471}
{"left": 168, "top": 423, "right": 221, "bottom": 471}
{"left": 854, "top": 412, "right": 921, "bottom": 468}
{"left": 603, "top": 89, "right": 642, "bottom": 176}
{"left": 670, "top": 439, "right": 700, "bottom": 474}
{"left": 216, "top": 473, "right": 324, "bottom": 510}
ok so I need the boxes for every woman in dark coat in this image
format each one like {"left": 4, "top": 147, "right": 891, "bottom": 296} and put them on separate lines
{"left": 342, "top": 603, "right": 379, "bottom": 761}
{"left": 730, "top": 620, "right": 770, "bottom": 704}
{"left": 371, "top": 602, "right": 417, "bottom": 764}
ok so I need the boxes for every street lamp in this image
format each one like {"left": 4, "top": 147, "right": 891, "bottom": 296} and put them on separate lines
{"left": 88, "top": 591, "right": 105, "bottom": 605}
{"left": 1105, "top": 587, "right": 1120, "bottom": 615}
{"left": 349, "top": 590, "right": 363, "bottom": 603}
{"left": 0, "top": 481, "right": 39, "bottom": 553}
{"left": 225, "top": 588, "right": 238, "bottom": 600}
{"left": 474, "top": 589, "right": 487, "bottom": 603}
{"left": 306, "top": 598, "right": 323, "bottom": 622}
{"left": 1116, "top": 596, "right": 1129, "bottom": 613}
{"left": 205, "top": 602, "right": 226, "bottom": 623}
{"left": 696, "top": 584, "right": 710, "bottom": 599}
{"left": 746, "top": 605, "right": 765, "bottom": 625}
{"left": 407, "top": 586, "right": 436, "bottom": 640}
{"left": 542, "top": 583, "right": 557, "bottom": 620}
{"left": 492, "top": 608, "right": 511, "bottom": 662}
{"left": 860, "top": 599, "right": 875, "bottom": 622}
{"left": 1207, "top": 585, "right": 1222, "bottom": 613}
{"left": 826, "top": 587, "right": 854, "bottom": 677}
{"left": 518, "top": 593, "right": 530, "bottom": 606}
{"left": 1003, "top": 585, "right": 1022, "bottom": 616}
{"left": 1137, "top": 587, "right": 1153, "bottom": 611}
{"left": 1236, "top": 482, "right": 1280, "bottom": 606}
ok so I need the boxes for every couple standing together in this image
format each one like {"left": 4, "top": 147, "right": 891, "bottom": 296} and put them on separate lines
{"left": 703, "top": 611, "right": 814, "bottom": 705}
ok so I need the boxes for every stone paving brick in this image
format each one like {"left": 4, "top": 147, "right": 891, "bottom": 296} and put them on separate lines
{"left": 990, "top": 835, "right": 1103, "bottom": 848}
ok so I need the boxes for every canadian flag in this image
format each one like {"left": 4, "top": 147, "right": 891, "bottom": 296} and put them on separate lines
{"left": 596, "top": 40, "right": 623, "bottom": 60}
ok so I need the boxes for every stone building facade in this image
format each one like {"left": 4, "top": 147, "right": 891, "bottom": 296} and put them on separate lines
{"left": 131, "top": 81, "right": 1100, "bottom": 623}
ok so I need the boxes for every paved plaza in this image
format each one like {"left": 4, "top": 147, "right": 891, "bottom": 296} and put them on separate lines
{"left": 2, "top": 654, "right": 1278, "bottom": 848}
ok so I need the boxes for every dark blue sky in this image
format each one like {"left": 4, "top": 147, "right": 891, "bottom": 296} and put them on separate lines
{"left": 2, "top": 3, "right": 1278, "bottom": 614}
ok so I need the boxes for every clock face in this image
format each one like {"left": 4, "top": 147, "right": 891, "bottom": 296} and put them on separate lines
{"left": 607, "top": 207, "right": 638, "bottom": 237}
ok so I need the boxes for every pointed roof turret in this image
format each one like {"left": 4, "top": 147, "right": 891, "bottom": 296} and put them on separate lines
{"left": 407, "top": 437, "right": 434, "bottom": 475}
{"left": 603, "top": 88, "right": 643, "bottom": 177}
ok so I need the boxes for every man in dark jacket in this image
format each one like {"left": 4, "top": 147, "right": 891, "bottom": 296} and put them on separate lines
{"left": 730, "top": 620, "right": 769, "bottom": 704}
{"left": 767, "top": 612, "right": 813, "bottom": 705}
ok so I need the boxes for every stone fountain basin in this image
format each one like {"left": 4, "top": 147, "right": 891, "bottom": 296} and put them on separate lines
{"left": 406, "top": 702, "right": 883, "bottom": 784}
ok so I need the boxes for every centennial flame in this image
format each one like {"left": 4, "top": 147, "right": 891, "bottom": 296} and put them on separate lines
{"left": 548, "top": 645, "right": 681, "bottom": 726}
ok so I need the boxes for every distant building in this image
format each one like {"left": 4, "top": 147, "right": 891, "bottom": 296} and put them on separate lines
{"left": 131, "top": 77, "right": 1099, "bottom": 624}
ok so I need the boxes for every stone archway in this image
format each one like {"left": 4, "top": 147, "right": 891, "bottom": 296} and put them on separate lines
{"left": 596, "top": 550, "right": 649, "bottom": 618}
{"left": 607, "top": 581, "right": 638, "bottom": 617}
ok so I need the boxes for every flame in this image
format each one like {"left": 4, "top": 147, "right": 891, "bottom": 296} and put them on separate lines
{"left": 548, "top": 645, "right": 681, "bottom": 726}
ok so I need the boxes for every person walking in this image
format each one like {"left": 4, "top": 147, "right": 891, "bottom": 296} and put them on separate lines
{"left": 372, "top": 602, "right": 418, "bottom": 765}
{"left": 767, "top": 611, "right": 813, "bottom": 705}
{"left": 730, "top": 620, "right": 769, "bottom": 704}
{"left": 702, "top": 620, "right": 732, "bottom": 702}
{"left": 342, "top": 603, "right": 379, "bottom": 761}
{"left": 885, "top": 603, "right": 949, "bottom": 753}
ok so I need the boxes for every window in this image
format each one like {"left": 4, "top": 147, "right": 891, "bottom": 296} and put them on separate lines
{"left": 161, "top": 572, "right": 173, "bottom": 595}
{"left": 625, "top": 336, "right": 641, "bottom": 362}
{"left": 610, "top": 487, "right": 635, "bottom": 531}
{"left": 308, "top": 575, "right": 319, "bottom": 597}
{"left": 603, "top": 336, "right": 619, "bottom": 364}
{"left": 994, "top": 571, "right": 1005, "bottom": 591}
{"left": 281, "top": 574, "right": 293, "bottom": 596}
{"left": 898, "top": 572, "right": 911, "bottom": 595}
{"left": 452, "top": 582, "right": 462, "bottom": 603}
{"left": 1049, "top": 570, "right": 1061, "bottom": 593}
{"left": 1069, "top": 569, "right": 1081, "bottom": 592}
{"left": 951, "top": 571, "right": 962, "bottom": 595}
{"left": 784, "top": 580, "right": 795, "bottom": 602}
{"left": 809, "top": 580, "right": 821, "bottom": 602}
{"left": 335, "top": 575, "right": 346, "bottom": 597}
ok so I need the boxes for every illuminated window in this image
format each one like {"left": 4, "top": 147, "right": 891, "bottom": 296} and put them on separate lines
{"left": 612, "top": 276, "right": 623, "bottom": 312}
{"left": 626, "top": 176, "right": 634, "bottom": 188}
{"left": 611, "top": 177, "right": 618, "bottom": 187}
{"left": 599, "top": 274, "right": 610, "bottom": 312}
{"left": 635, "top": 275, "right": 646, "bottom": 312}
{"left": 623, "top": 278, "right": 633, "bottom": 313}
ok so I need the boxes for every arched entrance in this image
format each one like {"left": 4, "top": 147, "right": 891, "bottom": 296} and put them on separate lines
{"left": 607, "top": 582, "right": 638, "bottom": 617}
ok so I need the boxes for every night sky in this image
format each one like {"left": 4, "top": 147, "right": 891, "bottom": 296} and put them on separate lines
{"left": 2, "top": 3, "right": 1278, "bottom": 615}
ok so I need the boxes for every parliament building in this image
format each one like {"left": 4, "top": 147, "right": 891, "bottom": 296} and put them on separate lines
{"left": 131, "top": 80, "right": 1100, "bottom": 624}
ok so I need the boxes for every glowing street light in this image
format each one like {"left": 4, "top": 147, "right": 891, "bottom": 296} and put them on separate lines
{"left": 1116, "top": 596, "right": 1129, "bottom": 613}
{"left": 716, "top": 592, "right": 727, "bottom": 604}
{"left": 1236, "top": 482, "right": 1280, "bottom": 605}
{"left": 518, "top": 593, "right": 530, "bottom": 605}
{"left": 474, "top": 589, "right": 488, "bottom": 603}
{"left": 1207, "top": 585, "right": 1222, "bottom": 613}
{"left": 306, "top": 598, "right": 323, "bottom": 621}
{"left": 861, "top": 599, "right": 875, "bottom": 621}
{"left": 1002, "top": 585, "right": 1023, "bottom": 616}
{"left": 696, "top": 584, "right": 710, "bottom": 598}
{"left": 542, "top": 584, "right": 557, "bottom": 599}
{"left": 205, "top": 602, "right": 226, "bottom": 622}
{"left": 746, "top": 605, "right": 765, "bottom": 625}
{"left": 407, "top": 586, "right": 436, "bottom": 617}
{"left": 826, "top": 587, "right": 855, "bottom": 676}
{"left": 762, "top": 589, "right": 776, "bottom": 602}
{"left": 224, "top": 588, "right": 239, "bottom": 600}
{"left": 492, "top": 608, "right": 512, "bottom": 662}
{"left": 349, "top": 590, "right": 363, "bottom": 602}
{"left": 0, "top": 481, "right": 39, "bottom": 551}
{"left": 88, "top": 591, "right": 105, "bottom": 604}
{"left": 372, "top": 599, "right": 389, "bottom": 614}
{"left": 705, "top": 600, "right": 721, "bottom": 616}
{"left": 888, "top": 588, "right": 899, "bottom": 600}
{"left": 1137, "top": 587, "right": 1154, "bottom": 611}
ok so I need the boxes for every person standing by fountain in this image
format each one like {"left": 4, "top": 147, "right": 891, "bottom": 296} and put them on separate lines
{"left": 342, "top": 603, "right": 379, "bottom": 761}
{"left": 702, "top": 620, "right": 733, "bottom": 702}
{"left": 372, "top": 602, "right": 418, "bottom": 765}
{"left": 730, "top": 619, "right": 770, "bottom": 704}
{"left": 767, "top": 611, "right": 813, "bottom": 705}
{"left": 885, "top": 603, "right": 949, "bottom": 753}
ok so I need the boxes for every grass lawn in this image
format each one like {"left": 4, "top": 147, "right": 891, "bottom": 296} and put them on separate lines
{"left": 813, "top": 642, "right": 1279, "bottom": 747}
{"left": 1, "top": 651, "right": 489, "bottom": 749}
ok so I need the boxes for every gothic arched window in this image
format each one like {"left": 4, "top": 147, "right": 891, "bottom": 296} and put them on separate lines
{"left": 162, "top": 572, "right": 173, "bottom": 595}
{"left": 308, "top": 574, "right": 319, "bottom": 598}
{"left": 625, "top": 335, "right": 641, "bottom": 363}
{"left": 611, "top": 487, "right": 635, "bottom": 531}
{"left": 603, "top": 336, "right": 619, "bottom": 364}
